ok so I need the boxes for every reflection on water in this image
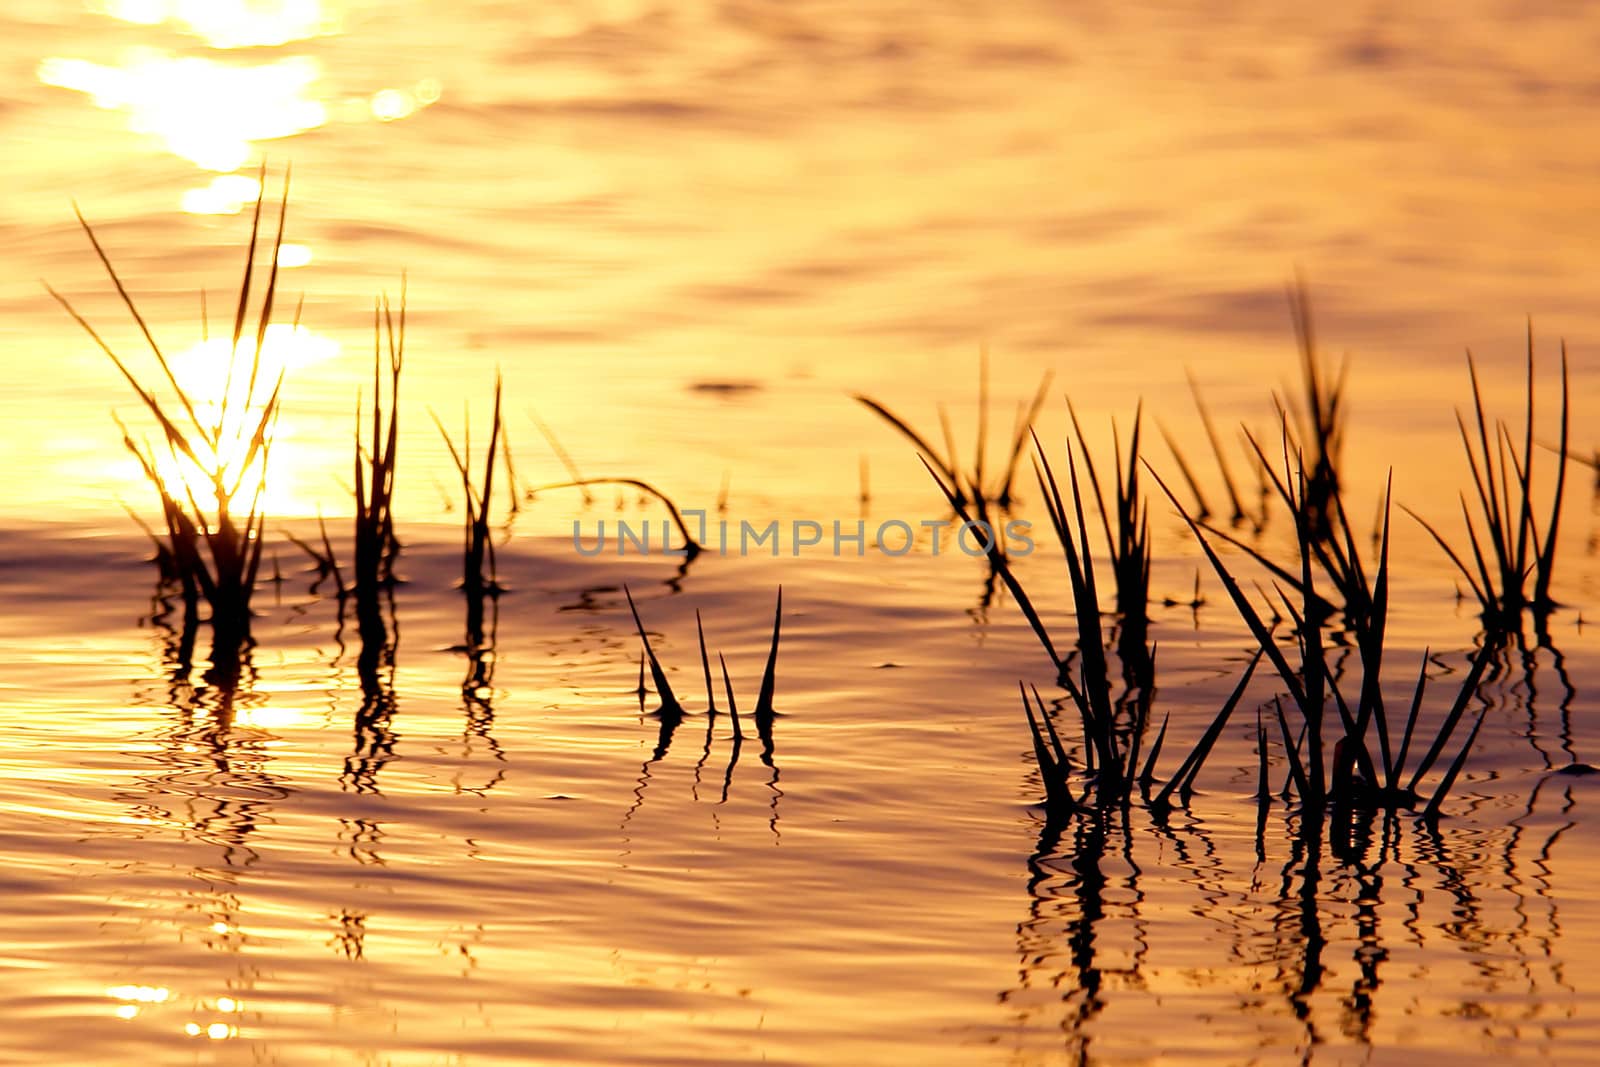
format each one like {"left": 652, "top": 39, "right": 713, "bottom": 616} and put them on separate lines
{"left": 458, "top": 570, "right": 507, "bottom": 795}
{"left": 127, "top": 578, "right": 286, "bottom": 866}
{"left": 179, "top": 173, "right": 260, "bottom": 215}
{"left": 38, "top": 51, "right": 326, "bottom": 172}
{"left": 39, "top": 0, "right": 436, "bottom": 208}
{"left": 1005, "top": 795, "right": 1585, "bottom": 1063}
{"left": 343, "top": 590, "right": 398, "bottom": 795}
{"left": 0, "top": 527, "right": 1595, "bottom": 1063}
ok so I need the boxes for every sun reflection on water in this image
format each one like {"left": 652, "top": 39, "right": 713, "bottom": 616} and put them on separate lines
{"left": 107, "top": 984, "right": 169, "bottom": 1021}
{"left": 39, "top": 0, "right": 437, "bottom": 203}
{"left": 180, "top": 173, "right": 262, "bottom": 215}
{"left": 107, "top": 984, "right": 171, "bottom": 1003}
{"left": 38, "top": 51, "right": 326, "bottom": 172}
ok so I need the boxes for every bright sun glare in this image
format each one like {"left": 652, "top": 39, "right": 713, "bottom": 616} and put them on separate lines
{"left": 39, "top": 1, "right": 438, "bottom": 204}
{"left": 114, "top": 324, "right": 340, "bottom": 519}
{"left": 37, "top": 52, "right": 326, "bottom": 172}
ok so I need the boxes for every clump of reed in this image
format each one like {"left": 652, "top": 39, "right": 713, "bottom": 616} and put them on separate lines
{"left": 304, "top": 300, "right": 405, "bottom": 794}
{"left": 1159, "top": 369, "right": 1253, "bottom": 528}
{"left": 1151, "top": 449, "right": 1493, "bottom": 823}
{"left": 275, "top": 288, "right": 405, "bottom": 687}
{"left": 1278, "top": 280, "right": 1347, "bottom": 538}
{"left": 1160, "top": 282, "right": 1346, "bottom": 537}
{"left": 625, "top": 586, "right": 783, "bottom": 768}
{"left": 1184, "top": 426, "right": 1372, "bottom": 632}
{"left": 856, "top": 352, "right": 1052, "bottom": 529}
{"left": 49, "top": 171, "right": 292, "bottom": 683}
{"left": 925, "top": 387, "right": 1490, "bottom": 823}
{"left": 434, "top": 377, "right": 509, "bottom": 696}
{"left": 351, "top": 290, "right": 405, "bottom": 690}
{"left": 926, "top": 409, "right": 1259, "bottom": 812}
{"left": 1065, "top": 400, "right": 1152, "bottom": 679}
{"left": 354, "top": 291, "right": 405, "bottom": 607}
{"left": 1404, "top": 332, "right": 1570, "bottom": 636}
{"left": 1018, "top": 653, "right": 1261, "bottom": 816}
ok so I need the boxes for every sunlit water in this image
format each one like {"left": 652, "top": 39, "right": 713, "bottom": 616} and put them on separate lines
{"left": 4, "top": 2, "right": 1600, "bottom": 1063}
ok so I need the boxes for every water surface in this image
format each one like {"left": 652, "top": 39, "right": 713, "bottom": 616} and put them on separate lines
{"left": 3, "top": 2, "right": 1600, "bottom": 1063}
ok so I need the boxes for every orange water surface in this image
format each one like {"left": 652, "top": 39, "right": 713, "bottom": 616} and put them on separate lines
{"left": 2, "top": 2, "right": 1600, "bottom": 1063}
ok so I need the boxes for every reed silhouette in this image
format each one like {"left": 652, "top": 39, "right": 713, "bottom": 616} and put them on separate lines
{"left": 1065, "top": 401, "right": 1153, "bottom": 682}
{"left": 856, "top": 351, "right": 1052, "bottom": 530}
{"left": 1151, "top": 449, "right": 1493, "bottom": 821}
{"left": 1159, "top": 284, "right": 1346, "bottom": 539}
{"left": 353, "top": 290, "right": 405, "bottom": 644}
{"left": 51, "top": 170, "right": 293, "bottom": 685}
{"left": 1278, "top": 279, "right": 1347, "bottom": 540}
{"left": 533, "top": 475, "right": 706, "bottom": 561}
{"left": 519, "top": 407, "right": 704, "bottom": 559}
{"left": 289, "top": 290, "right": 408, "bottom": 665}
{"left": 1405, "top": 331, "right": 1571, "bottom": 639}
{"left": 434, "top": 376, "right": 510, "bottom": 670}
{"left": 621, "top": 587, "right": 783, "bottom": 826}
{"left": 927, "top": 419, "right": 1260, "bottom": 813}
{"left": 1161, "top": 368, "right": 1255, "bottom": 529}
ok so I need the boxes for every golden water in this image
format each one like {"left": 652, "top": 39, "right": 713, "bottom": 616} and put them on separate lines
{"left": 2, "top": 2, "right": 1600, "bottom": 1063}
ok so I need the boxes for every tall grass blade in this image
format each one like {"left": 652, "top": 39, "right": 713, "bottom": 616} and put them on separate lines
{"left": 1186, "top": 368, "right": 1248, "bottom": 524}
{"left": 1422, "top": 710, "right": 1488, "bottom": 821}
{"left": 1404, "top": 645, "right": 1492, "bottom": 793}
{"left": 919, "top": 455, "right": 1062, "bottom": 670}
{"left": 1138, "top": 714, "right": 1170, "bottom": 788}
{"left": 1151, "top": 650, "right": 1261, "bottom": 809}
{"left": 696, "top": 611, "right": 717, "bottom": 713}
{"left": 754, "top": 588, "right": 782, "bottom": 720}
{"left": 625, "top": 585, "right": 681, "bottom": 715}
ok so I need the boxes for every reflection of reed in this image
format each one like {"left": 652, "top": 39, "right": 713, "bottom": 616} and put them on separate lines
{"left": 121, "top": 581, "right": 282, "bottom": 1042}
{"left": 330, "top": 909, "right": 367, "bottom": 960}
{"left": 1004, "top": 789, "right": 1583, "bottom": 1060}
{"left": 457, "top": 577, "right": 506, "bottom": 794}
{"left": 145, "top": 574, "right": 199, "bottom": 686}
{"left": 129, "top": 692, "right": 287, "bottom": 867}
{"left": 1268, "top": 810, "right": 1329, "bottom": 1042}
{"left": 342, "top": 587, "right": 398, "bottom": 795}
{"left": 141, "top": 558, "right": 255, "bottom": 692}
{"left": 1477, "top": 638, "right": 1582, "bottom": 771}
{"left": 1006, "top": 807, "right": 1267, "bottom": 1058}
{"left": 1005, "top": 810, "right": 1119, "bottom": 1062}
{"left": 126, "top": 582, "right": 288, "bottom": 869}
{"left": 1505, "top": 776, "right": 1579, "bottom": 1001}
{"left": 460, "top": 541, "right": 495, "bottom": 692}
